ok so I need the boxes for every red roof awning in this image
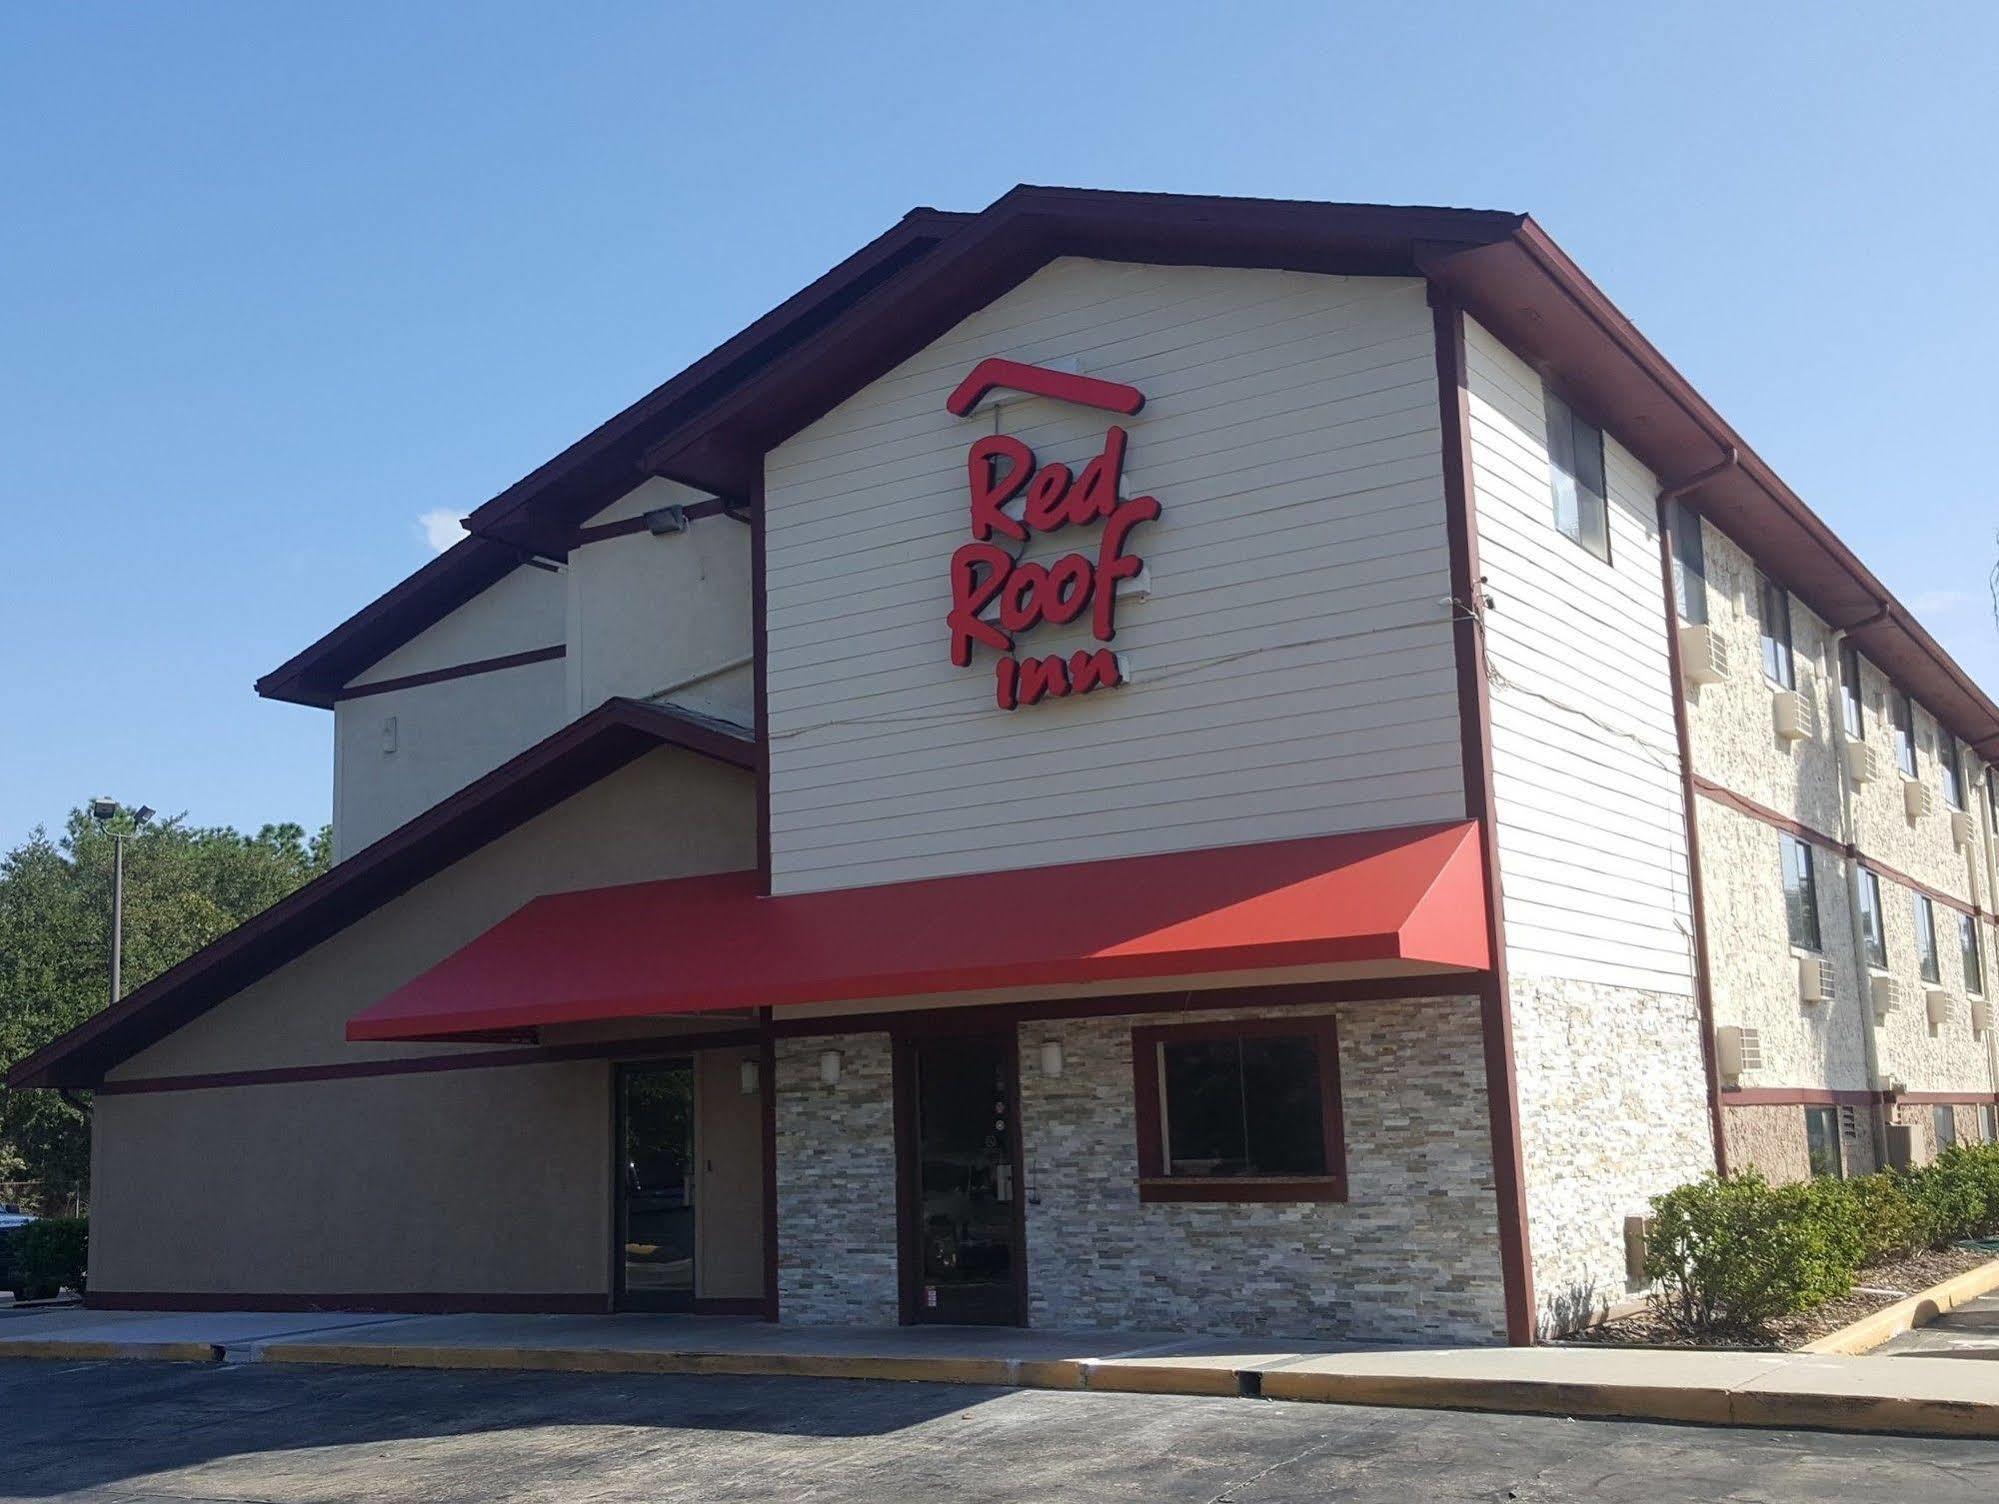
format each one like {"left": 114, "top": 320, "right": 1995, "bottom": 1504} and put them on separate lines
{"left": 347, "top": 822, "right": 1488, "bottom": 1042}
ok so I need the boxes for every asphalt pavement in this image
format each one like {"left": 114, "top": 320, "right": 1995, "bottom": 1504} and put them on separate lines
{"left": 1, "top": 1358, "right": 1995, "bottom": 1502}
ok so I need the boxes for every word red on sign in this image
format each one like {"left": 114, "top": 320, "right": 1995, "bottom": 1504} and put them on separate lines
{"left": 944, "top": 363, "right": 1159, "bottom": 711}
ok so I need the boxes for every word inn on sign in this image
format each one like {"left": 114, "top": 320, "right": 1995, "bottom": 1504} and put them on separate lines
{"left": 943, "top": 358, "right": 1161, "bottom": 711}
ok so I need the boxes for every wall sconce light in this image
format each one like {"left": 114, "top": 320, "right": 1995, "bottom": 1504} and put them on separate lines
{"left": 1038, "top": 1039, "right": 1063, "bottom": 1077}
{"left": 819, "top": 1049, "right": 842, "bottom": 1087}
{"left": 738, "top": 1059, "right": 760, "bottom": 1096}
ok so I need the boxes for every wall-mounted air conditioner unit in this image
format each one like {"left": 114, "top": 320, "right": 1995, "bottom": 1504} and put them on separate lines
{"left": 1926, "top": 988, "right": 1953, "bottom": 1036}
{"left": 1772, "top": 688, "right": 1816, "bottom": 742}
{"left": 1875, "top": 1071, "right": 1908, "bottom": 1096}
{"left": 1715, "top": 1024, "right": 1763, "bottom": 1079}
{"left": 1678, "top": 624, "right": 1729, "bottom": 688}
{"left": 1972, "top": 998, "right": 1992, "bottom": 1038}
{"left": 1845, "top": 740, "right": 1880, "bottom": 784}
{"left": 1798, "top": 953, "right": 1836, "bottom": 1004}
{"left": 1951, "top": 809, "right": 1974, "bottom": 849}
{"left": 1870, "top": 973, "right": 1903, "bottom": 1022}
{"left": 1905, "top": 778, "right": 1934, "bottom": 821}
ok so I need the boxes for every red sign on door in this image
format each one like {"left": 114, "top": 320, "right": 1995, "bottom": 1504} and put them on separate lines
{"left": 943, "top": 360, "right": 1160, "bottom": 711}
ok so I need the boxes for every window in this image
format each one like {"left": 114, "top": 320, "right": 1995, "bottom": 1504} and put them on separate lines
{"left": 1839, "top": 642, "right": 1865, "bottom": 741}
{"left": 1780, "top": 834, "right": 1821, "bottom": 952}
{"left": 1963, "top": 912, "right": 1983, "bottom": 996}
{"left": 1858, "top": 869, "right": 1888, "bottom": 969}
{"left": 1758, "top": 574, "right": 1795, "bottom": 689}
{"left": 1988, "top": 767, "right": 1999, "bottom": 835}
{"left": 1942, "top": 737, "right": 1966, "bottom": 810}
{"left": 1133, "top": 1019, "right": 1345, "bottom": 1202}
{"left": 1670, "top": 499, "right": 1707, "bottom": 624}
{"left": 1545, "top": 388, "right": 1609, "bottom": 562}
{"left": 1804, "top": 1106, "right": 1843, "bottom": 1179}
{"left": 1982, "top": 1104, "right": 1998, "bottom": 1143}
{"left": 1915, "top": 893, "right": 1942, "bottom": 984}
{"left": 1933, "top": 1105, "right": 1958, "bottom": 1153}
{"left": 1893, "top": 692, "right": 1918, "bottom": 778}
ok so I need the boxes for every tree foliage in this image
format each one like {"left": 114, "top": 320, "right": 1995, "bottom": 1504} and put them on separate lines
{"left": 0, "top": 804, "right": 329, "bottom": 1209}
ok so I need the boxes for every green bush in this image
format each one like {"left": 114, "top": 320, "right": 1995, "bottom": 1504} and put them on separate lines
{"left": 1645, "top": 1171, "right": 1855, "bottom": 1341}
{"left": 1905, "top": 1145, "right": 1999, "bottom": 1246}
{"left": 1836, "top": 1172, "right": 1927, "bottom": 1264}
{"left": 10, "top": 1218, "right": 86, "bottom": 1302}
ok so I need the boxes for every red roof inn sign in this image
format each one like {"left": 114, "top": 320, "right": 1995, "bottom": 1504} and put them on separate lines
{"left": 944, "top": 359, "right": 1161, "bottom": 711}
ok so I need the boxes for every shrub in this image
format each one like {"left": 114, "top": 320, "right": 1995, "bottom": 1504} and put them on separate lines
{"left": 1645, "top": 1171, "right": 1856, "bottom": 1341}
{"left": 10, "top": 1218, "right": 86, "bottom": 1302}
{"left": 1906, "top": 1144, "right": 1999, "bottom": 1246}
{"left": 1837, "top": 1172, "right": 1927, "bottom": 1264}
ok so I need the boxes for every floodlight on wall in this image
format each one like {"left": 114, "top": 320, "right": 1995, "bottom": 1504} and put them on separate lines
{"left": 644, "top": 504, "right": 690, "bottom": 536}
{"left": 1038, "top": 1039, "right": 1064, "bottom": 1077}
{"left": 819, "top": 1049, "right": 842, "bottom": 1087}
{"left": 738, "top": 1059, "right": 760, "bottom": 1096}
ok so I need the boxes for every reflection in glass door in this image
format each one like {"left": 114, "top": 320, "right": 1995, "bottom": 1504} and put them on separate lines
{"left": 904, "top": 1034, "right": 1022, "bottom": 1325}
{"left": 618, "top": 1062, "right": 695, "bottom": 1311}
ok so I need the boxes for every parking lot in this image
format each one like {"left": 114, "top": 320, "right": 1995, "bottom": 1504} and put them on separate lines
{"left": 1, "top": 1358, "right": 1995, "bottom": 1502}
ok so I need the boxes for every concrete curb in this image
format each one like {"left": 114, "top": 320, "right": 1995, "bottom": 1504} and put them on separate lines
{"left": 8, "top": 1333, "right": 1998, "bottom": 1440}
{"left": 1802, "top": 1256, "right": 1999, "bottom": 1357}
{"left": 0, "top": 1339, "right": 221, "bottom": 1364}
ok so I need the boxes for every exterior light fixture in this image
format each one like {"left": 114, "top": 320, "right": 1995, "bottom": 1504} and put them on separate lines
{"left": 738, "top": 1059, "right": 760, "bottom": 1096}
{"left": 1039, "top": 1039, "right": 1063, "bottom": 1077}
{"left": 644, "top": 504, "right": 690, "bottom": 536}
{"left": 819, "top": 1049, "right": 842, "bottom": 1087}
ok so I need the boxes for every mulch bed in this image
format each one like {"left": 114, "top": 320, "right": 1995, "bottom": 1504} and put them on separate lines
{"left": 1561, "top": 1246, "right": 1994, "bottom": 1351}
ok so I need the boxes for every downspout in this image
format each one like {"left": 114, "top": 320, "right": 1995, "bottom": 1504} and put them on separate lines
{"left": 1656, "top": 451, "right": 1738, "bottom": 1174}
{"left": 1829, "top": 602, "right": 1894, "bottom": 1171}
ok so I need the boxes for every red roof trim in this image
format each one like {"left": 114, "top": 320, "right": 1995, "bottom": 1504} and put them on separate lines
{"left": 346, "top": 821, "right": 1490, "bottom": 1043}
{"left": 5, "top": 699, "right": 754, "bottom": 1090}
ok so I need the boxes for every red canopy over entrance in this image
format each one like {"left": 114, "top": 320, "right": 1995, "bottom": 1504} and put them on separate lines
{"left": 346, "top": 822, "right": 1488, "bottom": 1043}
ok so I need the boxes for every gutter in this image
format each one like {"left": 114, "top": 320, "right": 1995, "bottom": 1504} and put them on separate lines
{"left": 1654, "top": 472, "right": 1736, "bottom": 1174}
{"left": 1827, "top": 620, "right": 1895, "bottom": 1172}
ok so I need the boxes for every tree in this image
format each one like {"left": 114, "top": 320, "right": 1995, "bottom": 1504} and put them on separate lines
{"left": 0, "top": 804, "right": 330, "bottom": 1211}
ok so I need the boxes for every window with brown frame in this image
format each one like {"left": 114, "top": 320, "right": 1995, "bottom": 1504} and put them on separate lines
{"left": 1130, "top": 1017, "right": 1346, "bottom": 1203}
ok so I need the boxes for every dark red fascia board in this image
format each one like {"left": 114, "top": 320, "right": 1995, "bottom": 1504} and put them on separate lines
{"left": 254, "top": 211, "right": 968, "bottom": 710}
{"left": 5, "top": 698, "right": 755, "bottom": 1091}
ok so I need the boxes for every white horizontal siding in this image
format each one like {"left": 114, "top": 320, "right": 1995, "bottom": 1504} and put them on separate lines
{"left": 1466, "top": 317, "right": 1696, "bottom": 996}
{"left": 763, "top": 261, "right": 1466, "bottom": 894}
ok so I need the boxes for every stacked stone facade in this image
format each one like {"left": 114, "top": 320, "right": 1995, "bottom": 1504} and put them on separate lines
{"left": 1018, "top": 998, "right": 1507, "bottom": 1344}
{"left": 773, "top": 1033, "right": 898, "bottom": 1324}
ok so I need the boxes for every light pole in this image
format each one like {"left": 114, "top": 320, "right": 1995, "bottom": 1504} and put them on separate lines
{"left": 89, "top": 799, "right": 153, "bottom": 1004}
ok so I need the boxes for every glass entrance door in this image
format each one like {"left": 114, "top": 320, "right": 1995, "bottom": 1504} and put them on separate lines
{"left": 617, "top": 1061, "right": 695, "bottom": 1311}
{"left": 903, "top": 1034, "right": 1022, "bottom": 1325}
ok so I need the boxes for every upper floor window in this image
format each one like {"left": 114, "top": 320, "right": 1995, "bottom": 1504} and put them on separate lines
{"left": 1942, "top": 736, "right": 1966, "bottom": 810}
{"left": 1670, "top": 499, "right": 1707, "bottom": 624}
{"left": 1780, "top": 834, "right": 1821, "bottom": 952}
{"left": 1988, "top": 767, "right": 1999, "bottom": 835}
{"left": 1758, "top": 574, "right": 1795, "bottom": 689}
{"left": 1839, "top": 641, "right": 1865, "bottom": 740}
{"left": 1545, "top": 389, "right": 1609, "bottom": 563}
{"left": 1893, "top": 692, "right": 1918, "bottom": 778}
{"left": 1961, "top": 911, "right": 1983, "bottom": 996}
{"left": 1859, "top": 868, "right": 1888, "bottom": 969}
{"left": 1915, "top": 893, "right": 1942, "bottom": 984}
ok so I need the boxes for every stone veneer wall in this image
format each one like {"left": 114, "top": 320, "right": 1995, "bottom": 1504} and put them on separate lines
{"left": 774, "top": 1032, "right": 899, "bottom": 1324}
{"left": 1509, "top": 977, "right": 1715, "bottom": 1336}
{"left": 1017, "top": 997, "right": 1508, "bottom": 1344}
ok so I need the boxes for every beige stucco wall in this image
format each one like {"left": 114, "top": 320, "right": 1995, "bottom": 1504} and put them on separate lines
{"left": 86, "top": 746, "right": 755, "bottom": 1301}
{"left": 567, "top": 478, "right": 753, "bottom": 724}
{"left": 335, "top": 563, "right": 570, "bottom": 860}
{"left": 90, "top": 1063, "right": 612, "bottom": 1297}
{"left": 111, "top": 746, "right": 755, "bottom": 1079}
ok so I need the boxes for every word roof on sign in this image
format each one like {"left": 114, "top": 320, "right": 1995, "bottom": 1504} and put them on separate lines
{"left": 943, "top": 359, "right": 1160, "bottom": 711}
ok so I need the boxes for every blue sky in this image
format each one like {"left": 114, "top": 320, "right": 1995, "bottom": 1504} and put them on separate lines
{"left": 3, "top": 3, "right": 1995, "bottom": 849}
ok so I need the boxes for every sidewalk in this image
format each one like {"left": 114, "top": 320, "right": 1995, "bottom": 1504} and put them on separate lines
{"left": 4, "top": 1305, "right": 1997, "bottom": 1439}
